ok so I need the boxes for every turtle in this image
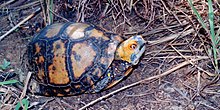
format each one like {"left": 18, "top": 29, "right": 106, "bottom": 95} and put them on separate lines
{"left": 28, "top": 22, "right": 146, "bottom": 96}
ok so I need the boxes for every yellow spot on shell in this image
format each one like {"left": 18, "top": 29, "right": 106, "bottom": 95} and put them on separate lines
{"left": 57, "top": 93, "right": 64, "bottom": 96}
{"left": 38, "top": 56, "right": 44, "bottom": 63}
{"left": 36, "top": 56, "right": 45, "bottom": 82}
{"left": 37, "top": 67, "right": 45, "bottom": 81}
{"left": 35, "top": 43, "right": 41, "bottom": 54}
{"left": 64, "top": 88, "right": 71, "bottom": 92}
{"left": 75, "top": 85, "right": 81, "bottom": 89}
{"left": 89, "top": 29, "right": 109, "bottom": 40}
{"left": 48, "top": 40, "right": 70, "bottom": 85}
{"left": 107, "top": 73, "right": 111, "bottom": 77}
{"left": 44, "top": 92, "right": 49, "bottom": 96}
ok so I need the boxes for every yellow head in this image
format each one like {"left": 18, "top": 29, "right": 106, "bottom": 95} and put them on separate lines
{"left": 115, "top": 35, "right": 146, "bottom": 65}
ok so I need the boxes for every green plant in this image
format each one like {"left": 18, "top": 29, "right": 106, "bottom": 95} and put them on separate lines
{"left": 0, "top": 80, "right": 19, "bottom": 85}
{"left": 187, "top": 0, "right": 219, "bottom": 73}
{"left": 0, "top": 59, "right": 19, "bottom": 85}
{"left": 15, "top": 98, "right": 29, "bottom": 110}
{"left": 0, "top": 59, "right": 11, "bottom": 70}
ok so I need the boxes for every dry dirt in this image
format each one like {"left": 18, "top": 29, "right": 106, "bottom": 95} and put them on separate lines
{"left": 0, "top": 0, "right": 220, "bottom": 110}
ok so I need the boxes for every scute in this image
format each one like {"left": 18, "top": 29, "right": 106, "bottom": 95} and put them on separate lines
{"left": 28, "top": 22, "right": 123, "bottom": 96}
{"left": 47, "top": 40, "right": 70, "bottom": 85}
{"left": 66, "top": 23, "right": 90, "bottom": 40}
{"left": 70, "top": 42, "right": 97, "bottom": 80}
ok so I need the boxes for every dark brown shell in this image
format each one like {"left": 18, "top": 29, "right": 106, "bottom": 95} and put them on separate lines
{"left": 28, "top": 23, "right": 123, "bottom": 96}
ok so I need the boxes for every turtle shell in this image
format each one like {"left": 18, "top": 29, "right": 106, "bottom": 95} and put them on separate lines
{"left": 28, "top": 22, "right": 123, "bottom": 96}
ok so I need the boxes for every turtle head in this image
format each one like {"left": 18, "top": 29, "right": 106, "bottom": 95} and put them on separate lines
{"left": 115, "top": 35, "right": 146, "bottom": 65}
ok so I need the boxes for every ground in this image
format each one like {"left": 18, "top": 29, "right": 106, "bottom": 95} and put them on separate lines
{"left": 0, "top": 0, "right": 220, "bottom": 110}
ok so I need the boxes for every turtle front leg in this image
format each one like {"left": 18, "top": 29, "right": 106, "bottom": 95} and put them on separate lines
{"left": 88, "top": 66, "right": 114, "bottom": 93}
{"left": 89, "top": 60, "right": 132, "bottom": 93}
{"left": 104, "top": 67, "right": 133, "bottom": 90}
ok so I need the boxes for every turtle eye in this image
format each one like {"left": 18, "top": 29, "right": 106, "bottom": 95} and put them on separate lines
{"left": 129, "top": 44, "right": 137, "bottom": 50}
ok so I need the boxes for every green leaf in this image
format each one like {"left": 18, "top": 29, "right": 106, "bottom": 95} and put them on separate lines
{"left": 187, "top": 0, "right": 208, "bottom": 32}
{"left": 0, "top": 59, "right": 11, "bottom": 70}
{"left": 216, "top": 27, "right": 220, "bottom": 44}
{"left": 0, "top": 80, "right": 19, "bottom": 85}
{"left": 15, "top": 99, "right": 29, "bottom": 110}
{"left": 208, "top": 0, "right": 215, "bottom": 42}
{"left": 208, "top": 0, "right": 218, "bottom": 71}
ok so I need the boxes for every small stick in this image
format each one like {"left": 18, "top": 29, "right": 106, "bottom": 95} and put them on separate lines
{"left": 0, "top": 0, "right": 16, "bottom": 8}
{"left": 19, "top": 72, "right": 32, "bottom": 99}
{"left": 79, "top": 58, "right": 207, "bottom": 110}
{"left": 17, "top": 72, "right": 32, "bottom": 110}
{"left": 0, "top": 8, "right": 41, "bottom": 41}
{"left": 147, "top": 28, "right": 194, "bottom": 45}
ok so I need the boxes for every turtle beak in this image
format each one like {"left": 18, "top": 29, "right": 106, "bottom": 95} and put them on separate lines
{"left": 130, "top": 37, "right": 146, "bottom": 65}
{"left": 132, "top": 43, "right": 146, "bottom": 65}
{"left": 139, "top": 42, "right": 146, "bottom": 51}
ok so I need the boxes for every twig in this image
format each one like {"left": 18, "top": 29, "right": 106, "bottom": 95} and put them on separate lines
{"left": 170, "top": 45, "right": 216, "bottom": 77}
{"left": 39, "top": 98, "right": 55, "bottom": 110}
{"left": 197, "top": 70, "right": 201, "bottom": 95}
{"left": 76, "top": 0, "right": 87, "bottom": 22}
{"left": 39, "top": 0, "right": 47, "bottom": 26}
{"left": 17, "top": 72, "right": 32, "bottom": 110}
{"left": 48, "top": 8, "right": 69, "bottom": 22}
{"left": 60, "top": 100, "right": 76, "bottom": 109}
{"left": 125, "top": 21, "right": 188, "bottom": 36}
{"left": 19, "top": 72, "right": 32, "bottom": 99}
{"left": 79, "top": 58, "right": 207, "bottom": 110}
{"left": 143, "top": 55, "right": 208, "bottom": 59}
{"left": 7, "top": 1, "right": 40, "bottom": 10}
{"left": 160, "top": 0, "right": 182, "bottom": 25}
{"left": 0, "top": 8, "right": 41, "bottom": 41}
{"left": 144, "top": 49, "right": 204, "bottom": 55}
{"left": 199, "top": 102, "right": 219, "bottom": 110}
{"left": 0, "top": 0, "right": 16, "bottom": 8}
{"left": 147, "top": 28, "right": 194, "bottom": 45}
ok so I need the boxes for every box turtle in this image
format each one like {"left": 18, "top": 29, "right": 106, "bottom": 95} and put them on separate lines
{"left": 28, "top": 22, "right": 146, "bottom": 96}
